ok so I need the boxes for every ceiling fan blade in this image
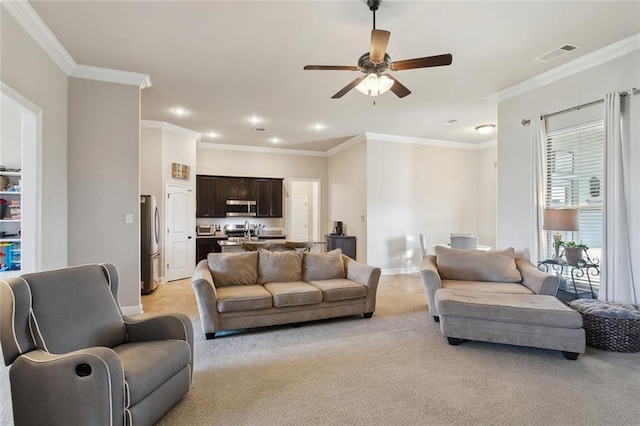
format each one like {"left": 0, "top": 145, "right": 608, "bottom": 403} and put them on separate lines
{"left": 387, "top": 76, "right": 411, "bottom": 98}
{"left": 370, "top": 29, "right": 391, "bottom": 62}
{"left": 390, "top": 53, "right": 453, "bottom": 71}
{"left": 304, "top": 65, "right": 358, "bottom": 71}
{"left": 331, "top": 77, "right": 365, "bottom": 99}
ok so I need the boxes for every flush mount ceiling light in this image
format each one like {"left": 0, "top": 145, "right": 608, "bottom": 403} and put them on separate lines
{"left": 247, "top": 116, "right": 263, "bottom": 124}
{"left": 355, "top": 73, "right": 394, "bottom": 97}
{"left": 171, "top": 107, "right": 187, "bottom": 116}
{"left": 475, "top": 124, "right": 496, "bottom": 135}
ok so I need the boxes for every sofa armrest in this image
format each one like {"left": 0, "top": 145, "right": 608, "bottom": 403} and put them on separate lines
{"left": 516, "top": 258, "right": 559, "bottom": 295}
{"left": 191, "top": 260, "right": 220, "bottom": 335}
{"left": 342, "top": 255, "right": 381, "bottom": 314}
{"left": 420, "top": 255, "right": 442, "bottom": 317}
{"left": 123, "top": 313, "right": 194, "bottom": 370}
{"left": 10, "top": 348, "right": 125, "bottom": 425}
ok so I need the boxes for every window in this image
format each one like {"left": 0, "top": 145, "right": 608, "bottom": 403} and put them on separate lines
{"left": 545, "top": 121, "right": 603, "bottom": 293}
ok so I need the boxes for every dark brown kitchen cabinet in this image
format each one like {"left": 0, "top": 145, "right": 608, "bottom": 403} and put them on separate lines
{"left": 196, "top": 175, "right": 226, "bottom": 218}
{"left": 256, "top": 178, "right": 283, "bottom": 218}
{"left": 226, "top": 177, "right": 256, "bottom": 201}
{"left": 325, "top": 235, "right": 356, "bottom": 259}
{"left": 196, "top": 237, "right": 225, "bottom": 264}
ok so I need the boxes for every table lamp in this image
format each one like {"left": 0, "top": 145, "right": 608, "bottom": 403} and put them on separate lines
{"left": 543, "top": 208, "right": 579, "bottom": 258}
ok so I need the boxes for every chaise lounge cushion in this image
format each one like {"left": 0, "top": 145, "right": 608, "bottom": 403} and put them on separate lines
{"left": 208, "top": 251, "right": 258, "bottom": 286}
{"left": 264, "top": 282, "right": 323, "bottom": 307}
{"left": 217, "top": 285, "right": 273, "bottom": 312}
{"left": 302, "top": 249, "right": 346, "bottom": 281}
{"left": 308, "top": 279, "right": 366, "bottom": 302}
{"left": 258, "top": 249, "right": 303, "bottom": 284}
{"left": 435, "top": 246, "right": 522, "bottom": 283}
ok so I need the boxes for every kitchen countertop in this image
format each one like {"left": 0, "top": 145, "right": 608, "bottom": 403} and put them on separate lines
{"left": 218, "top": 239, "right": 288, "bottom": 247}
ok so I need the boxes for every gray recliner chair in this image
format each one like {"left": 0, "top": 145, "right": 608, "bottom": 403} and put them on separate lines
{"left": 0, "top": 263, "right": 193, "bottom": 425}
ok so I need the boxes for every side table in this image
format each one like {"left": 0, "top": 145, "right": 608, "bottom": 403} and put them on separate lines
{"left": 537, "top": 258, "right": 599, "bottom": 301}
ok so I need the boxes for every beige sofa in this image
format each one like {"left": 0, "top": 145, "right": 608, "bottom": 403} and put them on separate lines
{"left": 192, "top": 249, "right": 381, "bottom": 338}
{"left": 420, "top": 246, "right": 559, "bottom": 321}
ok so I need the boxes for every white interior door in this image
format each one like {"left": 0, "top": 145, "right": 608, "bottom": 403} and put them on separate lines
{"left": 165, "top": 183, "right": 194, "bottom": 281}
{"left": 290, "top": 195, "right": 309, "bottom": 241}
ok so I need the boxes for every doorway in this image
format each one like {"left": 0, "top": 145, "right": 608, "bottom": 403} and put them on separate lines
{"left": 288, "top": 179, "right": 321, "bottom": 242}
{"left": 164, "top": 183, "right": 195, "bottom": 281}
{"left": 0, "top": 83, "right": 41, "bottom": 275}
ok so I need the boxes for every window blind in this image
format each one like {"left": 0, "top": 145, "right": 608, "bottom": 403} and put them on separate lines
{"left": 545, "top": 121, "right": 603, "bottom": 293}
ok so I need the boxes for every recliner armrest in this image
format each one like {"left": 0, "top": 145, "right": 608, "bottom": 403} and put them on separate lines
{"left": 516, "top": 258, "right": 559, "bottom": 295}
{"left": 10, "top": 348, "right": 125, "bottom": 425}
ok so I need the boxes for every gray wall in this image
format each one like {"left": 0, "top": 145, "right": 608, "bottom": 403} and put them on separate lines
{"left": 1, "top": 9, "right": 69, "bottom": 270}
{"left": 68, "top": 78, "right": 141, "bottom": 311}
{"left": 497, "top": 50, "right": 640, "bottom": 258}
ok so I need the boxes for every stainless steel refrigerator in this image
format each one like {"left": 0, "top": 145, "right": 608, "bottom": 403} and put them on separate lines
{"left": 141, "top": 195, "right": 160, "bottom": 294}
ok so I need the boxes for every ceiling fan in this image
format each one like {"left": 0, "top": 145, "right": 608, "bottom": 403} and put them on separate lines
{"left": 303, "top": 0, "right": 453, "bottom": 99}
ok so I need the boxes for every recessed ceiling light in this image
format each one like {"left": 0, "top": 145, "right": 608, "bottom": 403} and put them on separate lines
{"left": 207, "top": 132, "right": 220, "bottom": 138}
{"left": 248, "top": 116, "right": 263, "bottom": 124}
{"left": 171, "top": 107, "right": 187, "bottom": 116}
{"left": 268, "top": 137, "right": 281, "bottom": 144}
{"left": 311, "top": 123, "right": 326, "bottom": 130}
{"left": 475, "top": 124, "right": 496, "bottom": 135}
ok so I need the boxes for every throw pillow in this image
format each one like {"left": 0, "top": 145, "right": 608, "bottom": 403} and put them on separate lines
{"left": 208, "top": 251, "right": 259, "bottom": 286}
{"left": 257, "top": 248, "right": 303, "bottom": 284}
{"left": 303, "top": 249, "right": 346, "bottom": 281}
{"left": 435, "top": 246, "right": 522, "bottom": 282}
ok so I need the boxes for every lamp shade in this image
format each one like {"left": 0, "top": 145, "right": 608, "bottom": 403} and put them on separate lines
{"left": 355, "top": 73, "right": 394, "bottom": 96}
{"left": 543, "top": 208, "right": 579, "bottom": 231}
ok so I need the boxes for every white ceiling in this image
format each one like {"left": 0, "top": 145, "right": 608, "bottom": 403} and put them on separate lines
{"left": 30, "top": 1, "right": 640, "bottom": 152}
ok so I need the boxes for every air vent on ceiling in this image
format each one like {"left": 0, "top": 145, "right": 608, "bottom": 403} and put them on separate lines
{"left": 254, "top": 127, "right": 270, "bottom": 132}
{"left": 535, "top": 44, "right": 581, "bottom": 63}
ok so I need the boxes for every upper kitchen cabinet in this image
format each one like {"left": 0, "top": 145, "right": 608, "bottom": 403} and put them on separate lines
{"left": 226, "top": 177, "right": 256, "bottom": 201}
{"left": 196, "top": 175, "right": 226, "bottom": 218}
{"left": 256, "top": 178, "right": 283, "bottom": 218}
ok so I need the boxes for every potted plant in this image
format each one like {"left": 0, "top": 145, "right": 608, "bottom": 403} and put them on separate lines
{"left": 563, "top": 241, "right": 588, "bottom": 265}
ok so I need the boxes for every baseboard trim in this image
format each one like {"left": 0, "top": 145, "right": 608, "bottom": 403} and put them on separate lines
{"left": 121, "top": 304, "right": 143, "bottom": 316}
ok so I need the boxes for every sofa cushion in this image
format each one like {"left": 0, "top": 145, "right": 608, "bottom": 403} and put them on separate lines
{"left": 257, "top": 249, "right": 303, "bottom": 284}
{"left": 217, "top": 285, "right": 273, "bottom": 313}
{"left": 442, "top": 280, "right": 533, "bottom": 295}
{"left": 264, "top": 281, "right": 323, "bottom": 307}
{"left": 208, "top": 251, "right": 258, "bottom": 286}
{"left": 308, "top": 279, "right": 366, "bottom": 302}
{"left": 302, "top": 249, "right": 346, "bottom": 281}
{"left": 435, "top": 246, "right": 522, "bottom": 283}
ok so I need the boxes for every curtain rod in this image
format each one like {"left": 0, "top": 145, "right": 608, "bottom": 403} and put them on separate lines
{"left": 521, "top": 87, "right": 639, "bottom": 126}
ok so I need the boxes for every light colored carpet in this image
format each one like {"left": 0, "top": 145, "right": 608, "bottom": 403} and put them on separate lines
{"left": 2, "top": 274, "right": 640, "bottom": 425}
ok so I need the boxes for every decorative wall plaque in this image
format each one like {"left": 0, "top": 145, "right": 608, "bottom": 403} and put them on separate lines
{"left": 171, "top": 162, "right": 190, "bottom": 180}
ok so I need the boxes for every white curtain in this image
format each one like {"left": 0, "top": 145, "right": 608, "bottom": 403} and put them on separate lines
{"left": 601, "top": 91, "right": 640, "bottom": 303}
{"left": 530, "top": 115, "right": 547, "bottom": 262}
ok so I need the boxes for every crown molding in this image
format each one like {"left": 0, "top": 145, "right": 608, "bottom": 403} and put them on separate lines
{"left": 197, "top": 141, "right": 328, "bottom": 157}
{"left": 141, "top": 120, "right": 200, "bottom": 140}
{"left": 364, "top": 132, "right": 490, "bottom": 150}
{"left": 325, "top": 134, "right": 367, "bottom": 157}
{"left": 488, "top": 32, "right": 640, "bottom": 103}
{"left": 71, "top": 65, "right": 152, "bottom": 89}
{"left": 5, "top": 0, "right": 152, "bottom": 88}
{"left": 3, "top": 0, "right": 75, "bottom": 75}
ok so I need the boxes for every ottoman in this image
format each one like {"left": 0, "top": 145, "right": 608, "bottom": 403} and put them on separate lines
{"left": 435, "top": 288, "right": 586, "bottom": 360}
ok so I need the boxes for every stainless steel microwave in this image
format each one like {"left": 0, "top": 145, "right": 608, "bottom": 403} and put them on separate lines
{"left": 226, "top": 200, "right": 257, "bottom": 217}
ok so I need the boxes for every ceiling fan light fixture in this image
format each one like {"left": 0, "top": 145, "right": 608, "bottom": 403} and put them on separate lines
{"left": 475, "top": 124, "right": 496, "bottom": 135}
{"left": 355, "top": 73, "right": 394, "bottom": 96}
